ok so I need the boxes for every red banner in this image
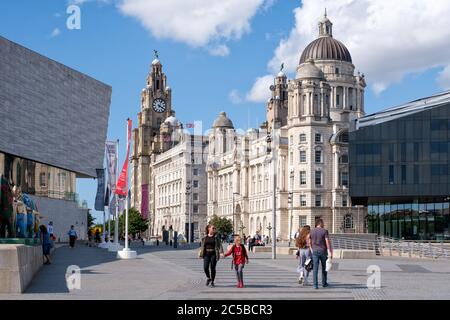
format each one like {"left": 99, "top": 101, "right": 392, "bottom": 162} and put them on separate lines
{"left": 115, "top": 119, "right": 132, "bottom": 196}
{"left": 141, "top": 184, "right": 149, "bottom": 220}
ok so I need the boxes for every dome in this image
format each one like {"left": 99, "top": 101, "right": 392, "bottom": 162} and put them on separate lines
{"left": 164, "top": 116, "right": 179, "bottom": 127}
{"left": 164, "top": 111, "right": 180, "bottom": 127}
{"left": 213, "top": 112, "right": 234, "bottom": 129}
{"left": 300, "top": 36, "right": 352, "bottom": 64}
{"left": 296, "top": 59, "right": 325, "bottom": 79}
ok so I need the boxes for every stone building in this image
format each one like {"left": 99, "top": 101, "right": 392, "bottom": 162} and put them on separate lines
{"left": 130, "top": 57, "right": 208, "bottom": 239}
{"left": 207, "top": 13, "right": 367, "bottom": 240}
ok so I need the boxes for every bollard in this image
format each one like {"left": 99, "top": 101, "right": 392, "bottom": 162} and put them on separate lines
{"left": 174, "top": 231, "right": 178, "bottom": 249}
{"left": 389, "top": 241, "right": 392, "bottom": 256}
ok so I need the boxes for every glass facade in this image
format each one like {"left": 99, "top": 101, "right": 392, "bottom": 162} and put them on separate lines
{"left": 368, "top": 201, "right": 450, "bottom": 240}
{"left": 350, "top": 100, "right": 450, "bottom": 240}
{"left": 0, "top": 151, "right": 77, "bottom": 202}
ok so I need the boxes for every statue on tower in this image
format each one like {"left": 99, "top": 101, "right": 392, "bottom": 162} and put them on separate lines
{"left": 153, "top": 49, "right": 159, "bottom": 60}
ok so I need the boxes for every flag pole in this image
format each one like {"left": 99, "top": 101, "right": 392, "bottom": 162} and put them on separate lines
{"left": 117, "top": 119, "right": 136, "bottom": 259}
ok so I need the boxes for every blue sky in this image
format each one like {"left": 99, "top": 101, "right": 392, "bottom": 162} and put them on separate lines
{"left": 1, "top": 0, "right": 448, "bottom": 223}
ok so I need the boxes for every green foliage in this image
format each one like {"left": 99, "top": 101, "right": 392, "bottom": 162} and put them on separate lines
{"left": 106, "top": 207, "right": 149, "bottom": 238}
{"left": 208, "top": 215, "right": 233, "bottom": 236}
{"left": 87, "top": 211, "right": 95, "bottom": 231}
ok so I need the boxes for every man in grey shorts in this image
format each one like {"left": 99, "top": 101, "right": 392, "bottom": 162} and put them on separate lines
{"left": 309, "top": 218, "right": 333, "bottom": 289}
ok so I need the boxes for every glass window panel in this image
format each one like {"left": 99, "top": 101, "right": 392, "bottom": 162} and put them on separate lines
{"left": 391, "top": 204, "right": 399, "bottom": 238}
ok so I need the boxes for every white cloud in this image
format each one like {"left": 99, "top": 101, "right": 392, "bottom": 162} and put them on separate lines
{"left": 117, "top": 0, "right": 273, "bottom": 53}
{"left": 208, "top": 44, "right": 230, "bottom": 57}
{"left": 50, "top": 28, "right": 61, "bottom": 38}
{"left": 261, "top": 0, "right": 450, "bottom": 95}
{"left": 438, "top": 65, "right": 450, "bottom": 90}
{"left": 229, "top": 89, "right": 243, "bottom": 104}
{"left": 246, "top": 75, "right": 273, "bottom": 103}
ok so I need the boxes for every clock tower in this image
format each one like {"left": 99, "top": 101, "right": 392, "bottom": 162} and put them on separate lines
{"left": 131, "top": 55, "right": 173, "bottom": 213}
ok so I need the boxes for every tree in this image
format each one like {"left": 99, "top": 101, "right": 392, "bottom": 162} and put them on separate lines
{"left": 208, "top": 215, "right": 233, "bottom": 236}
{"left": 107, "top": 208, "right": 148, "bottom": 238}
{"left": 87, "top": 210, "right": 95, "bottom": 231}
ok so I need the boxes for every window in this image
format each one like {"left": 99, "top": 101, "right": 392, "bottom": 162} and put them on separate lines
{"left": 290, "top": 135, "right": 293, "bottom": 145}
{"left": 342, "top": 197, "right": 348, "bottom": 207}
{"left": 414, "top": 165, "right": 419, "bottom": 184}
{"left": 401, "top": 165, "right": 407, "bottom": 184}
{"left": 193, "top": 169, "right": 198, "bottom": 176}
{"left": 193, "top": 205, "right": 199, "bottom": 214}
{"left": 414, "top": 142, "right": 420, "bottom": 162}
{"left": 300, "top": 151, "right": 307, "bottom": 163}
{"left": 300, "top": 171, "right": 307, "bottom": 185}
{"left": 389, "top": 165, "right": 394, "bottom": 184}
{"left": 300, "top": 195, "right": 307, "bottom": 207}
{"left": 339, "top": 132, "right": 349, "bottom": 143}
{"left": 290, "top": 152, "right": 293, "bottom": 165}
{"left": 340, "top": 172, "right": 349, "bottom": 187}
{"left": 315, "top": 133, "right": 322, "bottom": 143}
{"left": 39, "top": 172, "right": 46, "bottom": 187}
{"left": 315, "top": 171, "right": 322, "bottom": 186}
{"left": 336, "top": 94, "right": 341, "bottom": 106}
{"left": 431, "top": 164, "right": 448, "bottom": 175}
{"left": 339, "top": 155, "right": 349, "bottom": 164}
{"left": 315, "top": 195, "right": 322, "bottom": 207}
{"left": 315, "top": 150, "right": 322, "bottom": 163}
{"left": 193, "top": 180, "right": 199, "bottom": 188}
{"left": 193, "top": 193, "right": 198, "bottom": 201}
{"left": 300, "top": 134, "right": 306, "bottom": 142}
{"left": 344, "top": 214, "right": 354, "bottom": 229}
{"left": 401, "top": 143, "right": 406, "bottom": 162}
{"left": 335, "top": 67, "right": 340, "bottom": 74}
{"left": 299, "top": 215, "right": 307, "bottom": 228}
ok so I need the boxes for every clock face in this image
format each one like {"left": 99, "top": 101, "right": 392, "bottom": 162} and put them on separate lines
{"left": 152, "top": 99, "right": 167, "bottom": 113}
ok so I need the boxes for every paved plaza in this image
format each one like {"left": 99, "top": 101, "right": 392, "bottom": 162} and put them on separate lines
{"left": 1, "top": 243, "right": 449, "bottom": 300}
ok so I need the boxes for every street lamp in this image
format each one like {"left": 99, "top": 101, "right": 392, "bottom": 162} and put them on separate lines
{"left": 265, "top": 129, "right": 278, "bottom": 260}
{"left": 232, "top": 192, "right": 239, "bottom": 235}
{"left": 288, "top": 190, "right": 293, "bottom": 247}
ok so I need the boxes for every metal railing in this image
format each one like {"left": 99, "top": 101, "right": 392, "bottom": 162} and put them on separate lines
{"left": 378, "top": 237, "right": 450, "bottom": 260}
{"left": 328, "top": 235, "right": 450, "bottom": 260}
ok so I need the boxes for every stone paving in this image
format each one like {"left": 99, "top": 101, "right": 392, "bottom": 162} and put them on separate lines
{"left": 1, "top": 242, "right": 449, "bottom": 300}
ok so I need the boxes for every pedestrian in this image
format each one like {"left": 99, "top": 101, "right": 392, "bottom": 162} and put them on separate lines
{"left": 39, "top": 225, "right": 52, "bottom": 265}
{"left": 198, "top": 224, "right": 224, "bottom": 288}
{"left": 296, "top": 225, "right": 311, "bottom": 285}
{"left": 224, "top": 235, "right": 249, "bottom": 288}
{"left": 47, "top": 221, "right": 54, "bottom": 240}
{"left": 87, "top": 229, "right": 93, "bottom": 247}
{"left": 309, "top": 219, "right": 333, "bottom": 289}
{"left": 68, "top": 225, "right": 78, "bottom": 248}
{"left": 95, "top": 229, "right": 101, "bottom": 244}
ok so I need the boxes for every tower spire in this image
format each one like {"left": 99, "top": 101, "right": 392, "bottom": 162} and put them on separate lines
{"left": 318, "top": 10, "right": 333, "bottom": 37}
{"left": 324, "top": 8, "right": 327, "bottom": 18}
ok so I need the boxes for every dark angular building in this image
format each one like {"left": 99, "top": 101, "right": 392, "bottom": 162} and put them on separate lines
{"left": 349, "top": 91, "right": 450, "bottom": 240}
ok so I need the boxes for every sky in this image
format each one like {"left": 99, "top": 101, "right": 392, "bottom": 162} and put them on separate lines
{"left": 1, "top": 0, "right": 449, "bottom": 223}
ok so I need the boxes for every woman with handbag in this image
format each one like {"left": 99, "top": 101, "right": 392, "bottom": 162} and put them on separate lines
{"left": 199, "top": 224, "right": 224, "bottom": 287}
{"left": 296, "top": 225, "right": 311, "bottom": 285}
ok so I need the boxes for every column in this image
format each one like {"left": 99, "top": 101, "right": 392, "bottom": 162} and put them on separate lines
{"left": 343, "top": 87, "right": 348, "bottom": 110}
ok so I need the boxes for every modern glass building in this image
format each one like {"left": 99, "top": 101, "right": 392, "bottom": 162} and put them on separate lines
{"left": 349, "top": 91, "right": 450, "bottom": 240}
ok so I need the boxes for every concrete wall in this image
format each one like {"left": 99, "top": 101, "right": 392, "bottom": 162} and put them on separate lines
{"left": 0, "top": 244, "right": 42, "bottom": 293}
{"left": 0, "top": 36, "right": 111, "bottom": 178}
{"left": 30, "top": 195, "right": 87, "bottom": 242}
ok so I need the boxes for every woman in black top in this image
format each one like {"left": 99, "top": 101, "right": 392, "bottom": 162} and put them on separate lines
{"left": 199, "top": 224, "right": 224, "bottom": 287}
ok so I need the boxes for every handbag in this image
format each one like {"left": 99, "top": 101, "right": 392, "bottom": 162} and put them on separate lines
{"left": 305, "top": 258, "right": 313, "bottom": 272}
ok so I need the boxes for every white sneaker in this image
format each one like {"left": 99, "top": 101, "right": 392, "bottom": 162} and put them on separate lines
{"left": 298, "top": 276, "right": 304, "bottom": 284}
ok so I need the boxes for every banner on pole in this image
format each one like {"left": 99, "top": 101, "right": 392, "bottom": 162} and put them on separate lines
{"left": 105, "top": 141, "right": 117, "bottom": 195}
{"left": 141, "top": 184, "right": 149, "bottom": 220}
{"left": 94, "top": 169, "right": 105, "bottom": 211}
{"left": 115, "top": 119, "right": 132, "bottom": 197}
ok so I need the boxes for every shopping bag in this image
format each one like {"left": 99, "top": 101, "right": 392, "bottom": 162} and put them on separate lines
{"left": 326, "top": 257, "right": 333, "bottom": 272}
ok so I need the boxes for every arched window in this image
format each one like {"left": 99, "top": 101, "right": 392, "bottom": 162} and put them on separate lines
{"left": 344, "top": 214, "right": 354, "bottom": 229}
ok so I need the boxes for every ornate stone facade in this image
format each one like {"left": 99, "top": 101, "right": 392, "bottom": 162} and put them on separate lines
{"left": 207, "top": 14, "right": 368, "bottom": 240}
{"left": 131, "top": 58, "right": 208, "bottom": 238}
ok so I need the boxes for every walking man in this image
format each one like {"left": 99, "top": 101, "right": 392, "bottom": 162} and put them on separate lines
{"left": 309, "top": 218, "right": 333, "bottom": 289}
{"left": 68, "top": 225, "right": 78, "bottom": 248}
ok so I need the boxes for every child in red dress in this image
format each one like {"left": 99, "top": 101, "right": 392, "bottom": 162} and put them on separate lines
{"left": 225, "top": 235, "right": 249, "bottom": 288}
